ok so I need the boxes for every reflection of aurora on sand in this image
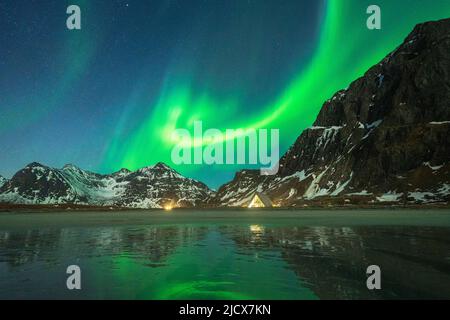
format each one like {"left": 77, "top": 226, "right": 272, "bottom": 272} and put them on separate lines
{"left": 105, "top": 228, "right": 313, "bottom": 300}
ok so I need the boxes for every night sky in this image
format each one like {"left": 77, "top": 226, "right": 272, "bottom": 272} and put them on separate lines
{"left": 1, "top": 0, "right": 450, "bottom": 188}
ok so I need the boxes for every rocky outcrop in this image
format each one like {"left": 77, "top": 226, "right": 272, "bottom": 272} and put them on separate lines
{"left": 0, "top": 175, "right": 7, "bottom": 189}
{"left": 214, "top": 18, "right": 450, "bottom": 207}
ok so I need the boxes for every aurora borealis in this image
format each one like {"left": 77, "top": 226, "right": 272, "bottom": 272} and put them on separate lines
{"left": 1, "top": 1, "right": 450, "bottom": 188}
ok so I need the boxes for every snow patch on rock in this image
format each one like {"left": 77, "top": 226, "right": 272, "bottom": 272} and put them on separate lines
{"left": 376, "top": 191, "right": 403, "bottom": 202}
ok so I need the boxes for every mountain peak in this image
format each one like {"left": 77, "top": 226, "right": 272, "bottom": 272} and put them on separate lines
{"left": 111, "top": 168, "right": 131, "bottom": 178}
{"left": 153, "top": 162, "right": 172, "bottom": 170}
{"left": 62, "top": 164, "right": 80, "bottom": 170}
{"left": 26, "top": 162, "right": 47, "bottom": 169}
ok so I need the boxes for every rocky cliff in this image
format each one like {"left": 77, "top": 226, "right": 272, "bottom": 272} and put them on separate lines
{"left": 214, "top": 18, "right": 450, "bottom": 207}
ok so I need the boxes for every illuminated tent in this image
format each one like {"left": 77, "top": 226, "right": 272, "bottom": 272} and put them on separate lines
{"left": 248, "top": 192, "right": 273, "bottom": 208}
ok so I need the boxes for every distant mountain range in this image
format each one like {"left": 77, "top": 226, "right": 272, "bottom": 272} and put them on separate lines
{"left": 0, "top": 162, "right": 213, "bottom": 208}
{"left": 1, "top": 18, "right": 449, "bottom": 209}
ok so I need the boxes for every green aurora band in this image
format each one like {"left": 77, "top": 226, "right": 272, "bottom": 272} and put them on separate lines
{"left": 103, "top": 0, "right": 450, "bottom": 182}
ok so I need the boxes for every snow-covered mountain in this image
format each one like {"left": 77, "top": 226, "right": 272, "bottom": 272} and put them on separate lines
{"left": 0, "top": 162, "right": 214, "bottom": 208}
{"left": 213, "top": 18, "right": 450, "bottom": 207}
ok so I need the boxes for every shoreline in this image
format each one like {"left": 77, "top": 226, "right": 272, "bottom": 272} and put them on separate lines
{"left": 0, "top": 202, "right": 449, "bottom": 213}
{"left": 1, "top": 209, "right": 450, "bottom": 230}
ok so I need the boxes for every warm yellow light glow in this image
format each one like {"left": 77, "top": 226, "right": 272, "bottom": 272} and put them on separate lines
{"left": 250, "top": 225, "right": 264, "bottom": 233}
{"left": 164, "top": 205, "right": 173, "bottom": 211}
{"left": 248, "top": 195, "right": 265, "bottom": 208}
